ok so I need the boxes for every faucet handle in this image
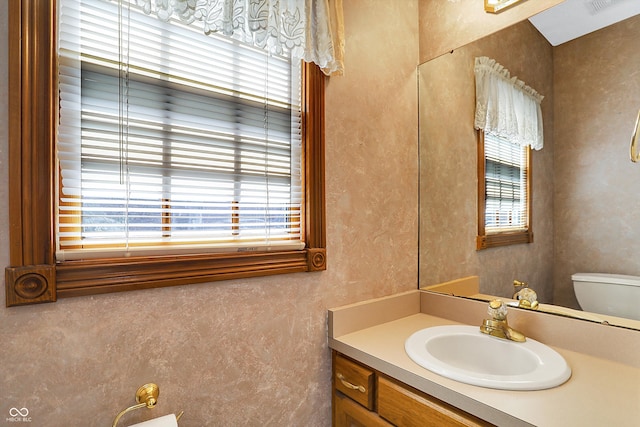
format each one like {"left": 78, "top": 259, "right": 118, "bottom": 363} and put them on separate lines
{"left": 483, "top": 299, "right": 527, "bottom": 342}
{"left": 487, "top": 299, "right": 508, "bottom": 320}
{"left": 512, "top": 280, "right": 539, "bottom": 309}
{"left": 515, "top": 287, "right": 539, "bottom": 309}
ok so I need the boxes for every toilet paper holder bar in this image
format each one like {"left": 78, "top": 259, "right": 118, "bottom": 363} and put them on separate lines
{"left": 112, "top": 383, "right": 184, "bottom": 427}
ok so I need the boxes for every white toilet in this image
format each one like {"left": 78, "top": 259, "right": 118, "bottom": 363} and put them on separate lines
{"left": 571, "top": 273, "right": 640, "bottom": 321}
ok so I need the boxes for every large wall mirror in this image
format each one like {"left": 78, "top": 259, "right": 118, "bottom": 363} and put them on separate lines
{"left": 418, "top": 0, "right": 640, "bottom": 330}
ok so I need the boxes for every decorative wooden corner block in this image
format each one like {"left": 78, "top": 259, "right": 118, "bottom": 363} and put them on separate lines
{"left": 5, "top": 265, "right": 57, "bottom": 307}
{"left": 307, "top": 248, "right": 327, "bottom": 272}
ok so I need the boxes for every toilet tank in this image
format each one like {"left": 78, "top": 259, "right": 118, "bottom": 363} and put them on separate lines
{"left": 571, "top": 273, "right": 640, "bottom": 321}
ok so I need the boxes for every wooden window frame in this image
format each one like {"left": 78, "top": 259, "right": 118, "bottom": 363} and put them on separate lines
{"left": 476, "top": 131, "right": 533, "bottom": 250}
{"left": 5, "top": 0, "right": 326, "bottom": 307}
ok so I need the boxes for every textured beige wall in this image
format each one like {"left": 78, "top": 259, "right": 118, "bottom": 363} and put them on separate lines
{"left": 418, "top": 20, "right": 555, "bottom": 301}
{"left": 418, "top": 0, "right": 564, "bottom": 63}
{"left": 0, "top": 1, "right": 419, "bottom": 426}
{"left": 553, "top": 14, "right": 640, "bottom": 309}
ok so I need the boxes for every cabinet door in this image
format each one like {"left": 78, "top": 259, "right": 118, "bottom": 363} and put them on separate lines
{"left": 377, "top": 376, "right": 493, "bottom": 427}
{"left": 335, "top": 392, "right": 392, "bottom": 427}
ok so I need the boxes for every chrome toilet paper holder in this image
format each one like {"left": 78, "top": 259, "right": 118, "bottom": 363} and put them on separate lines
{"left": 112, "top": 383, "right": 184, "bottom": 427}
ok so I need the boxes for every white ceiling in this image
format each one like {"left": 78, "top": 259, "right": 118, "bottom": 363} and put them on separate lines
{"left": 528, "top": 0, "right": 640, "bottom": 46}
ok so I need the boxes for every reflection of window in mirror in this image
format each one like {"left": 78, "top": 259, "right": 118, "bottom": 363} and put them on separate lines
{"left": 476, "top": 132, "right": 533, "bottom": 250}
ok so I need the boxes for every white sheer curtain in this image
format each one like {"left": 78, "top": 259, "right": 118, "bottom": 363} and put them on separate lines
{"left": 133, "top": 0, "right": 344, "bottom": 75}
{"left": 474, "top": 56, "right": 544, "bottom": 150}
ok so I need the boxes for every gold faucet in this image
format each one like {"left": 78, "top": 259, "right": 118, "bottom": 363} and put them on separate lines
{"left": 513, "top": 280, "right": 539, "bottom": 309}
{"left": 480, "top": 299, "right": 526, "bottom": 342}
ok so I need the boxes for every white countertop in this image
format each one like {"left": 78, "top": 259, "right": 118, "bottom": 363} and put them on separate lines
{"left": 329, "top": 290, "right": 640, "bottom": 427}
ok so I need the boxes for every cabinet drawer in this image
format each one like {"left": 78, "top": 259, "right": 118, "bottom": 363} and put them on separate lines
{"left": 334, "top": 354, "right": 375, "bottom": 410}
{"left": 377, "top": 375, "right": 493, "bottom": 427}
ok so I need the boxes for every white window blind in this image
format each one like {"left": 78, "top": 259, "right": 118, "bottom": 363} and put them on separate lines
{"left": 57, "top": 0, "right": 304, "bottom": 260}
{"left": 484, "top": 133, "right": 529, "bottom": 233}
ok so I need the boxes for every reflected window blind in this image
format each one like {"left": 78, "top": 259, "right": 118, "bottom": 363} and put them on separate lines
{"left": 484, "top": 133, "right": 528, "bottom": 232}
{"left": 57, "top": 0, "right": 304, "bottom": 260}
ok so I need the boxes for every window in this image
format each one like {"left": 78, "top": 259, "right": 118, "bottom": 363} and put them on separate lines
{"left": 58, "top": 0, "right": 305, "bottom": 259}
{"left": 477, "top": 131, "right": 533, "bottom": 249}
{"left": 5, "top": 0, "right": 326, "bottom": 306}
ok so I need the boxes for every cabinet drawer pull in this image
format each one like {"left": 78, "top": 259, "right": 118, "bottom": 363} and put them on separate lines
{"left": 336, "top": 373, "right": 366, "bottom": 393}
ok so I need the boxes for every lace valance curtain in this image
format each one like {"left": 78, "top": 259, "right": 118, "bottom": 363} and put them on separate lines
{"left": 474, "top": 56, "right": 544, "bottom": 150}
{"left": 133, "top": 0, "right": 344, "bottom": 75}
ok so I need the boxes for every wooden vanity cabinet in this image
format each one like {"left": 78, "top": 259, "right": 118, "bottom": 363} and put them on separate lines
{"left": 332, "top": 352, "right": 493, "bottom": 427}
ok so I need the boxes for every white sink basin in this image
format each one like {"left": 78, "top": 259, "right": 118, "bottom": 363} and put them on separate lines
{"left": 405, "top": 325, "right": 571, "bottom": 390}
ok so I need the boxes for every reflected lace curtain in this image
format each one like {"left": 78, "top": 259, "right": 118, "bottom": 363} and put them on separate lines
{"left": 134, "top": 0, "right": 344, "bottom": 75}
{"left": 474, "top": 56, "right": 544, "bottom": 150}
